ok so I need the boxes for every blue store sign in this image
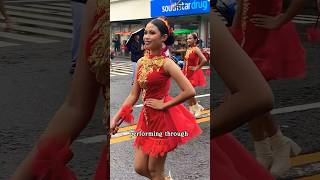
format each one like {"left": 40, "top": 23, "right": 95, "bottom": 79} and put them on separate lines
{"left": 151, "top": 0, "right": 210, "bottom": 17}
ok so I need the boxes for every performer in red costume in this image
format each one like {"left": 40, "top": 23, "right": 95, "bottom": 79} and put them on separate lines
{"left": 110, "top": 16, "right": 202, "bottom": 180}
{"left": 229, "top": 0, "right": 307, "bottom": 176}
{"left": 211, "top": 8, "right": 275, "bottom": 180}
{"left": 183, "top": 32, "right": 208, "bottom": 118}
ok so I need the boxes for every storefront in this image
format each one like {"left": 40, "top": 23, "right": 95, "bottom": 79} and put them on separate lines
{"left": 111, "top": 0, "right": 210, "bottom": 54}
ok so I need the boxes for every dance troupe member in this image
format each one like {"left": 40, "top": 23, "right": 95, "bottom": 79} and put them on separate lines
{"left": 110, "top": 16, "right": 202, "bottom": 180}
{"left": 11, "top": 0, "right": 108, "bottom": 179}
{"left": 211, "top": 8, "right": 275, "bottom": 180}
{"left": 184, "top": 32, "right": 208, "bottom": 118}
{"left": 229, "top": 0, "right": 307, "bottom": 177}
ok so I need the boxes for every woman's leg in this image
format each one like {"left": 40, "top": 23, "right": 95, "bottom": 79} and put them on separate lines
{"left": 248, "top": 113, "right": 276, "bottom": 169}
{"left": 249, "top": 113, "right": 277, "bottom": 141}
{"left": 134, "top": 147, "right": 151, "bottom": 179}
{"left": 148, "top": 154, "right": 167, "bottom": 180}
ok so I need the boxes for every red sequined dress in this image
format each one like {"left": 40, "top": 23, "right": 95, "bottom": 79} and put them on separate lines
{"left": 231, "top": 0, "right": 306, "bottom": 80}
{"left": 183, "top": 46, "right": 206, "bottom": 87}
{"left": 133, "top": 54, "right": 202, "bottom": 157}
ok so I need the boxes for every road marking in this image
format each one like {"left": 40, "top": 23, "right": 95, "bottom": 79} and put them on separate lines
{"left": 296, "top": 174, "right": 320, "bottom": 180}
{"left": 10, "top": 17, "right": 72, "bottom": 30}
{"left": 0, "top": 23, "right": 72, "bottom": 38}
{"left": 296, "top": 14, "right": 319, "bottom": 18}
{"left": 24, "top": 4, "right": 71, "bottom": 12}
{"left": 6, "top": 5, "right": 71, "bottom": 17}
{"left": 292, "top": 20, "right": 315, "bottom": 24}
{"left": 50, "top": 3, "right": 71, "bottom": 8}
{"left": 291, "top": 152, "right": 320, "bottom": 167}
{"left": 294, "top": 16, "right": 317, "bottom": 21}
{"left": 110, "top": 62, "right": 209, "bottom": 77}
{"left": 111, "top": 69, "right": 133, "bottom": 74}
{"left": 7, "top": 10, "right": 72, "bottom": 23}
{"left": 0, "top": 41, "right": 20, "bottom": 47}
{"left": 110, "top": 71, "right": 129, "bottom": 76}
{"left": 0, "top": 31, "right": 59, "bottom": 43}
{"left": 271, "top": 102, "right": 320, "bottom": 115}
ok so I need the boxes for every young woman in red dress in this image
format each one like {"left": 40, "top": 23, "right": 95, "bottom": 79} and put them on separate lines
{"left": 110, "top": 17, "right": 202, "bottom": 180}
{"left": 183, "top": 33, "right": 208, "bottom": 118}
{"left": 228, "top": 0, "right": 307, "bottom": 177}
{"left": 211, "top": 9, "right": 275, "bottom": 180}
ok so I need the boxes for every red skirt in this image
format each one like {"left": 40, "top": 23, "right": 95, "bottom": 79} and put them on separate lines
{"left": 187, "top": 69, "right": 206, "bottom": 87}
{"left": 230, "top": 22, "right": 306, "bottom": 81}
{"left": 211, "top": 134, "right": 274, "bottom": 180}
{"left": 134, "top": 96, "right": 202, "bottom": 157}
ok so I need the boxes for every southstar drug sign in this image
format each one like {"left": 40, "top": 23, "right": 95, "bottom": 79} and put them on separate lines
{"left": 151, "top": 0, "right": 210, "bottom": 17}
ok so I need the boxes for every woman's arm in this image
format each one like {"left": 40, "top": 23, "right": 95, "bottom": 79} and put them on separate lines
{"left": 145, "top": 59, "right": 195, "bottom": 110}
{"left": 211, "top": 12, "right": 274, "bottom": 138}
{"left": 251, "top": 0, "right": 307, "bottom": 29}
{"left": 278, "top": 0, "right": 306, "bottom": 25}
{"left": 11, "top": 0, "right": 100, "bottom": 179}
{"left": 110, "top": 61, "right": 142, "bottom": 134}
{"left": 194, "top": 47, "right": 208, "bottom": 70}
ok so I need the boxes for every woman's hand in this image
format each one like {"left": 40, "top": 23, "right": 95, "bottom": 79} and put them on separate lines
{"left": 145, "top": 98, "right": 166, "bottom": 110}
{"left": 250, "top": 14, "right": 284, "bottom": 29}
{"left": 110, "top": 118, "right": 121, "bottom": 135}
{"left": 188, "top": 66, "right": 199, "bottom": 71}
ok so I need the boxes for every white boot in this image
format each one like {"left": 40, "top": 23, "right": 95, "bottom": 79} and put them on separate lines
{"left": 193, "top": 103, "right": 203, "bottom": 118}
{"left": 269, "top": 129, "right": 301, "bottom": 177}
{"left": 165, "top": 170, "right": 174, "bottom": 180}
{"left": 196, "top": 102, "right": 204, "bottom": 111}
{"left": 254, "top": 138, "right": 273, "bottom": 170}
{"left": 189, "top": 105, "right": 195, "bottom": 115}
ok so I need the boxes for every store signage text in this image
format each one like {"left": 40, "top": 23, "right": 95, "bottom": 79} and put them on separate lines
{"left": 151, "top": 0, "right": 210, "bottom": 17}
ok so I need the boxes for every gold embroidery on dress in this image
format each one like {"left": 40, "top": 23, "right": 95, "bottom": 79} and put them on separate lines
{"left": 184, "top": 47, "right": 194, "bottom": 74}
{"left": 240, "top": 0, "right": 250, "bottom": 47}
{"left": 137, "top": 55, "right": 165, "bottom": 125}
{"left": 137, "top": 56, "right": 165, "bottom": 90}
{"left": 87, "top": 0, "right": 109, "bottom": 130}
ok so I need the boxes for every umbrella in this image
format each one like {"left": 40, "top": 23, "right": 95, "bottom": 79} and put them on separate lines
{"left": 125, "top": 28, "right": 145, "bottom": 52}
{"left": 173, "top": 29, "right": 196, "bottom": 35}
{"left": 215, "top": 0, "right": 237, "bottom": 26}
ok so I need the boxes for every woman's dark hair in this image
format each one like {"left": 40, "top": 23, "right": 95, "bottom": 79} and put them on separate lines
{"left": 149, "top": 17, "right": 175, "bottom": 46}
{"left": 190, "top": 32, "right": 200, "bottom": 44}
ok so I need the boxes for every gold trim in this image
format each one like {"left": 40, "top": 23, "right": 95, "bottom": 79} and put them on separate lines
{"left": 137, "top": 55, "right": 166, "bottom": 124}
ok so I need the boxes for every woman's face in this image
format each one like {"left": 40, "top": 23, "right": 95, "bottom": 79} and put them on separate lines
{"left": 143, "top": 23, "right": 165, "bottom": 51}
{"left": 187, "top": 34, "right": 196, "bottom": 46}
